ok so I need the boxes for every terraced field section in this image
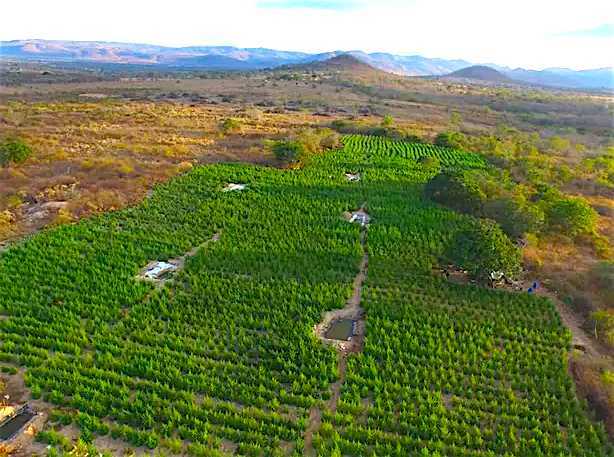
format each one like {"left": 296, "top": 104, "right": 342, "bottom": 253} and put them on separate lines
{"left": 0, "top": 136, "right": 610, "bottom": 456}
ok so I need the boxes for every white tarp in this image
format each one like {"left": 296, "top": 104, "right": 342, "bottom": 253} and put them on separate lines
{"left": 490, "top": 270, "right": 504, "bottom": 281}
{"left": 143, "top": 261, "right": 177, "bottom": 280}
{"left": 223, "top": 183, "right": 247, "bottom": 192}
{"left": 349, "top": 211, "right": 370, "bottom": 227}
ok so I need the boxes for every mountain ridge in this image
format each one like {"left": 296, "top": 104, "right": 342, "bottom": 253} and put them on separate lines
{"left": 1, "top": 39, "right": 612, "bottom": 90}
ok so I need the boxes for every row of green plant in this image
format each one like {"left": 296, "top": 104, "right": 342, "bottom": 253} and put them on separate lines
{"left": 313, "top": 136, "right": 611, "bottom": 457}
{"left": 0, "top": 134, "right": 608, "bottom": 455}
{"left": 1, "top": 154, "right": 368, "bottom": 455}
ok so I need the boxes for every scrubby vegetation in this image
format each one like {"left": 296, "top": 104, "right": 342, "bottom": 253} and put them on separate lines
{"left": 433, "top": 128, "right": 613, "bottom": 196}
{"left": 425, "top": 169, "right": 598, "bottom": 241}
{"left": 431, "top": 126, "right": 612, "bottom": 334}
{"left": 267, "top": 128, "right": 341, "bottom": 165}
{"left": 1, "top": 136, "right": 610, "bottom": 456}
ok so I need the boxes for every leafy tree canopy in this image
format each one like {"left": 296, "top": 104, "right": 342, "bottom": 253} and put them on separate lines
{"left": 0, "top": 138, "right": 32, "bottom": 167}
{"left": 446, "top": 219, "right": 522, "bottom": 280}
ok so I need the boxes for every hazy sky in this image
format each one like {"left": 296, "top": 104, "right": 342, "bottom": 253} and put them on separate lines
{"left": 2, "top": 0, "right": 613, "bottom": 69}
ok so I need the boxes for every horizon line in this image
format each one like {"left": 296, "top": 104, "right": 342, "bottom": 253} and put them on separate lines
{"left": 1, "top": 37, "right": 612, "bottom": 72}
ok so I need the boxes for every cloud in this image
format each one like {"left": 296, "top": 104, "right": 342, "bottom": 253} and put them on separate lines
{"left": 557, "top": 23, "right": 614, "bottom": 38}
{"left": 257, "top": 0, "right": 362, "bottom": 10}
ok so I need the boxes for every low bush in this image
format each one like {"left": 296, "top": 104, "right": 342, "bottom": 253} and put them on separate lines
{"left": 219, "top": 118, "right": 243, "bottom": 134}
{"left": 36, "top": 430, "right": 71, "bottom": 450}
{"left": 0, "top": 138, "right": 32, "bottom": 167}
{"left": 267, "top": 128, "right": 341, "bottom": 164}
{"left": 434, "top": 131, "right": 466, "bottom": 149}
{"left": 592, "top": 310, "right": 614, "bottom": 347}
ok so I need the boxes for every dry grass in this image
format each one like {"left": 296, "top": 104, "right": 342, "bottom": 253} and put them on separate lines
{"left": 523, "top": 192, "right": 613, "bottom": 317}
{"left": 570, "top": 357, "right": 614, "bottom": 437}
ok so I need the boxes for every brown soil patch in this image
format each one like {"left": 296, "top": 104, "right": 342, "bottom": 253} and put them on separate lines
{"left": 442, "top": 393, "right": 454, "bottom": 410}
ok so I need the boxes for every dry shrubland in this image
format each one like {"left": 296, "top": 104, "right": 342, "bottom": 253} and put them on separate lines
{"left": 0, "top": 100, "right": 331, "bottom": 242}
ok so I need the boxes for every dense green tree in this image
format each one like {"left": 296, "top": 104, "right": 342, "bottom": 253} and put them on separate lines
{"left": 482, "top": 197, "right": 542, "bottom": 239}
{"left": 268, "top": 128, "right": 341, "bottom": 164}
{"left": 541, "top": 193, "right": 597, "bottom": 237}
{"left": 424, "top": 171, "right": 485, "bottom": 214}
{"left": 270, "top": 140, "right": 305, "bottom": 162}
{"left": 425, "top": 168, "right": 548, "bottom": 239}
{"left": 0, "top": 137, "right": 32, "bottom": 167}
{"left": 433, "top": 131, "right": 466, "bottom": 149}
{"left": 446, "top": 219, "right": 522, "bottom": 279}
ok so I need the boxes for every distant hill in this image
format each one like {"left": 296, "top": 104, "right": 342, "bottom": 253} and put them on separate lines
{"left": 505, "top": 67, "right": 613, "bottom": 90}
{"left": 290, "top": 54, "right": 379, "bottom": 73}
{"left": 446, "top": 65, "right": 515, "bottom": 83}
{"left": 305, "top": 51, "right": 472, "bottom": 76}
{"left": 167, "top": 55, "right": 258, "bottom": 70}
{"left": 1, "top": 39, "right": 611, "bottom": 90}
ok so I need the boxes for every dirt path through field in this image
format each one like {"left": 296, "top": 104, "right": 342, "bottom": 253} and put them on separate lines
{"left": 328, "top": 354, "right": 348, "bottom": 414}
{"left": 515, "top": 280, "right": 611, "bottom": 360}
{"left": 551, "top": 294, "right": 609, "bottom": 359}
{"left": 304, "top": 212, "right": 369, "bottom": 455}
{"left": 313, "top": 226, "right": 368, "bottom": 352}
{"left": 136, "top": 230, "right": 222, "bottom": 286}
{"left": 531, "top": 282, "right": 614, "bottom": 437}
{"left": 303, "top": 407, "right": 322, "bottom": 456}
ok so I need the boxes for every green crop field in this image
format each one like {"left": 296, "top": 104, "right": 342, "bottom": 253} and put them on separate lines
{"left": 0, "top": 136, "right": 609, "bottom": 456}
